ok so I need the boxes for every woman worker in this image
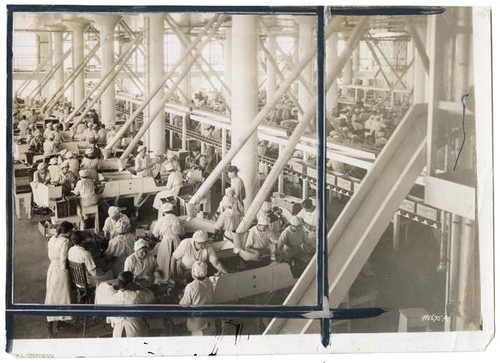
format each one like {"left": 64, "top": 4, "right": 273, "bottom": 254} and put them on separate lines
{"left": 152, "top": 163, "right": 184, "bottom": 211}
{"left": 102, "top": 206, "right": 130, "bottom": 239}
{"left": 171, "top": 230, "right": 228, "bottom": 282}
{"left": 104, "top": 219, "right": 135, "bottom": 278}
{"left": 109, "top": 271, "right": 155, "bottom": 337}
{"left": 179, "top": 261, "right": 215, "bottom": 336}
{"left": 124, "top": 239, "right": 162, "bottom": 288}
{"left": 152, "top": 203, "right": 185, "bottom": 282}
{"left": 68, "top": 231, "right": 113, "bottom": 287}
{"left": 135, "top": 145, "right": 155, "bottom": 177}
{"left": 238, "top": 216, "right": 278, "bottom": 262}
{"left": 32, "top": 162, "right": 51, "bottom": 185}
{"left": 73, "top": 169, "right": 98, "bottom": 209}
{"left": 45, "top": 221, "right": 74, "bottom": 336}
{"left": 80, "top": 147, "right": 100, "bottom": 182}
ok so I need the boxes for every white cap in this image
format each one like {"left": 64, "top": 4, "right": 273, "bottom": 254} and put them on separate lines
{"left": 79, "top": 169, "right": 89, "bottom": 178}
{"left": 193, "top": 230, "right": 208, "bottom": 243}
{"left": 108, "top": 206, "right": 120, "bottom": 217}
{"left": 115, "top": 219, "right": 131, "bottom": 234}
{"left": 191, "top": 261, "right": 208, "bottom": 279}
{"left": 137, "top": 145, "right": 147, "bottom": 153}
{"left": 160, "top": 203, "right": 174, "bottom": 214}
{"left": 49, "top": 157, "right": 58, "bottom": 165}
{"left": 257, "top": 216, "right": 270, "bottom": 226}
{"left": 289, "top": 216, "right": 302, "bottom": 226}
{"left": 261, "top": 202, "right": 272, "bottom": 213}
{"left": 134, "top": 238, "right": 149, "bottom": 252}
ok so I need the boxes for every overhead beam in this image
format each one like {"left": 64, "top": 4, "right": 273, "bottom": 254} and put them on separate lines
{"left": 105, "top": 14, "right": 222, "bottom": 151}
{"left": 118, "top": 15, "right": 228, "bottom": 160}
{"left": 404, "top": 18, "right": 430, "bottom": 74}
{"left": 44, "top": 41, "right": 101, "bottom": 113}
{"left": 259, "top": 38, "right": 304, "bottom": 115}
{"left": 165, "top": 15, "right": 230, "bottom": 112}
{"left": 364, "top": 38, "right": 393, "bottom": 87}
{"left": 165, "top": 14, "right": 231, "bottom": 96}
{"left": 26, "top": 48, "right": 72, "bottom": 100}
{"left": 186, "top": 23, "right": 323, "bottom": 211}
{"left": 63, "top": 32, "right": 143, "bottom": 127}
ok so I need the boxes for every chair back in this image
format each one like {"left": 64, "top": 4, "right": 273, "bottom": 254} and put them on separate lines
{"left": 68, "top": 261, "right": 89, "bottom": 292}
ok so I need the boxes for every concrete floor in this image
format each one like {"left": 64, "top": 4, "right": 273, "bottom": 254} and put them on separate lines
{"left": 9, "top": 186, "right": 447, "bottom": 339}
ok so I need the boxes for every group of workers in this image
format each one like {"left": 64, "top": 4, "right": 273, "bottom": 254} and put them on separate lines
{"left": 18, "top": 101, "right": 320, "bottom": 339}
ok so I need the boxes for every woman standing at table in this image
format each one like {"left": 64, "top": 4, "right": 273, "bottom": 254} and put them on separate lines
{"left": 45, "top": 221, "right": 74, "bottom": 337}
{"left": 105, "top": 219, "right": 135, "bottom": 278}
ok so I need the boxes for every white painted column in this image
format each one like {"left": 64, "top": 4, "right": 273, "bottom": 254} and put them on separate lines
{"left": 352, "top": 43, "right": 360, "bottom": 85}
{"left": 413, "top": 23, "right": 427, "bottom": 103}
{"left": 224, "top": 27, "right": 232, "bottom": 105}
{"left": 66, "top": 20, "right": 88, "bottom": 107}
{"left": 94, "top": 15, "right": 121, "bottom": 126}
{"left": 147, "top": 14, "right": 166, "bottom": 154}
{"left": 231, "top": 15, "right": 258, "bottom": 210}
{"left": 48, "top": 26, "right": 65, "bottom": 102}
{"left": 342, "top": 33, "right": 353, "bottom": 97}
{"left": 38, "top": 32, "right": 52, "bottom": 100}
{"left": 266, "top": 33, "right": 277, "bottom": 105}
{"left": 178, "top": 14, "right": 191, "bottom": 105}
{"left": 326, "top": 31, "right": 339, "bottom": 112}
{"left": 297, "top": 17, "right": 315, "bottom": 131}
{"left": 454, "top": 7, "right": 472, "bottom": 103}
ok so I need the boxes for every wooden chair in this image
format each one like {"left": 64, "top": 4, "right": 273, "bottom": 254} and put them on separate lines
{"left": 68, "top": 261, "right": 93, "bottom": 337}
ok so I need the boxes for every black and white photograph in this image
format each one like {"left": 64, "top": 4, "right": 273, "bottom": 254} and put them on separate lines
{"left": 3, "top": 2, "right": 496, "bottom": 359}
{"left": 8, "top": 7, "right": 322, "bottom": 341}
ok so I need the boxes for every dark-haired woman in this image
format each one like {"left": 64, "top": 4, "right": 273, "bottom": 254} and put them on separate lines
{"left": 110, "top": 271, "right": 154, "bottom": 337}
{"left": 44, "top": 221, "right": 74, "bottom": 336}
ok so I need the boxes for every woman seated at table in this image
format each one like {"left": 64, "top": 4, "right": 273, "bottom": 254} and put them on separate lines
{"left": 124, "top": 239, "right": 162, "bottom": 288}
{"left": 95, "top": 271, "right": 154, "bottom": 338}
{"left": 104, "top": 219, "right": 135, "bottom": 278}
{"left": 32, "top": 162, "right": 51, "bottom": 185}
{"left": 238, "top": 216, "right": 278, "bottom": 262}
{"left": 179, "top": 261, "right": 215, "bottom": 336}
{"left": 68, "top": 231, "right": 113, "bottom": 287}
{"left": 171, "top": 230, "right": 228, "bottom": 282}
{"left": 80, "top": 147, "right": 100, "bottom": 182}
{"left": 54, "top": 161, "right": 77, "bottom": 194}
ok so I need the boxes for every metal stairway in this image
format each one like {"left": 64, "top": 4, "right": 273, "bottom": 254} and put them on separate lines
{"left": 264, "top": 103, "right": 428, "bottom": 334}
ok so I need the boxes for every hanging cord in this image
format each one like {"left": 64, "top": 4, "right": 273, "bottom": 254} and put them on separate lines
{"left": 452, "top": 93, "right": 470, "bottom": 171}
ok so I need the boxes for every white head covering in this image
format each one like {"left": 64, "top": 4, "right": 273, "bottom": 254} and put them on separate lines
{"left": 191, "top": 261, "right": 208, "bottom": 279}
{"left": 60, "top": 161, "right": 69, "bottom": 169}
{"left": 225, "top": 187, "right": 236, "bottom": 196}
{"left": 79, "top": 169, "right": 89, "bottom": 178}
{"left": 261, "top": 201, "right": 272, "bottom": 213}
{"left": 37, "top": 163, "right": 47, "bottom": 171}
{"left": 108, "top": 206, "right": 120, "bottom": 217}
{"left": 257, "top": 216, "right": 270, "bottom": 226}
{"left": 49, "top": 157, "right": 58, "bottom": 165}
{"left": 59, "top": 149, "right": 67, "bottom": 157}
{"left": 65, "top": 151, "right": 74, "bottom": 158}
{"left": 289, "top": 216, "right": 302, "bottom": 226}
{"left": 115, "top": 219, "right": 130, "bottom": 234}
{"left": 160, "top": 202, "right": 174, "bottom": 214}
{"left": 193, "top": 230, "right": 208, "bottom": 243}
{"left": 163, "top": 162, "right": 175, "bottom": 172}
{"left": 137, "top": 145, "right": 147, "bottom": 153}
{"left": 134, "top": 238, "right": 149, "bottom": 252}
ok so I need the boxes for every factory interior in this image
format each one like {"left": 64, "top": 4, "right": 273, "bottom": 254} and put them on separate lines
{"left": 8, "top": 7, "right": 486, "bottom": 341}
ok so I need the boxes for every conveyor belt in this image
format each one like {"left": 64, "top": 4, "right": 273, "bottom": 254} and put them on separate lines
{"left": 264, "top": 104, "right": 428, "bottom": 335}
